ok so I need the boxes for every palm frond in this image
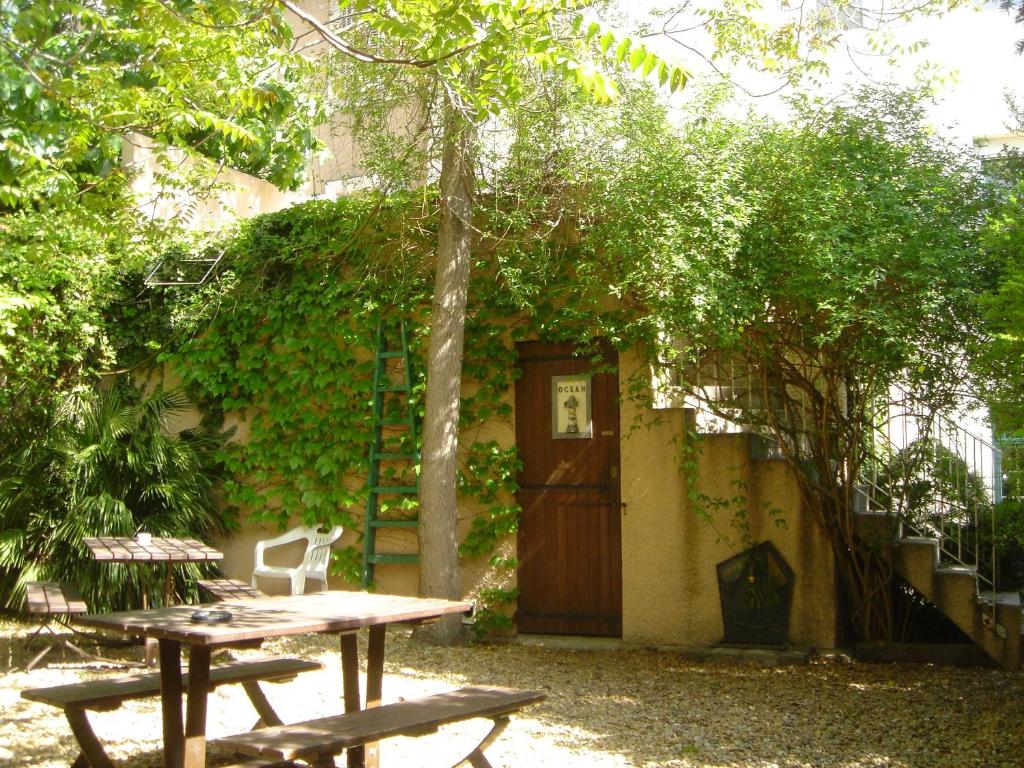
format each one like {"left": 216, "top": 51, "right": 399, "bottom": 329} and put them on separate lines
{"left": 0, "top": 384, "right": 233, "bottom": 611}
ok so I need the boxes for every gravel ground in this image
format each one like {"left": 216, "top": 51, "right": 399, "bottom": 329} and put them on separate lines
{"left": 2, "top": 620, "right": 1023, "bottom": 768}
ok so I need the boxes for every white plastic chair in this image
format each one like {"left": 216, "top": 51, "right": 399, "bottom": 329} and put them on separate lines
{"left": 251, "top": 525, "right": 343, "bottom": 595}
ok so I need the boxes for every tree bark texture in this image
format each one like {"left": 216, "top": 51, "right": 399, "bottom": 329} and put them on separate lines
{"left": 416, "top": 108, "right": 475, "bottom": 645}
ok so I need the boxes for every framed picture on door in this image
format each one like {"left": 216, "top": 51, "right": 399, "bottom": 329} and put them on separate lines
{"left": 551, "top": 374, "right": 592, "bottom": 439}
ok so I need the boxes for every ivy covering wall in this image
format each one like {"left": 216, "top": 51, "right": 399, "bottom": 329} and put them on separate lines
{"left": 157, "top": 191, "right": 629, "bottom": 629}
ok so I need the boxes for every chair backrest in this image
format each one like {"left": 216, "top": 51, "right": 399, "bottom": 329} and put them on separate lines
{"left": 305, "top": 525, "right": 344, "bottom": 574}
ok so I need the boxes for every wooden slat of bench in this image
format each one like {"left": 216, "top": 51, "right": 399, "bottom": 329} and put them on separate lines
{"left": 217, "top": 686, "right": 545, "bottom": 761}
{"left": 21, "top": 657, "right": 322, "bottom": 711}
{"left": 26, "top": 582, "right": 88, "bottom": 615}
{"left": 198, "top": 578, "right": 266, "bottom": 601}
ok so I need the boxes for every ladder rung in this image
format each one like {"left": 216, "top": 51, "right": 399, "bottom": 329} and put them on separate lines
{"left": 379, "top": 351, "right": 406, "bottom": 359}
{"left": 377, "top": 385, "right": 410, "bottom": 393}
{"left": 372, "top": 452, "right": 418, "bottom": 461}
{"left": 370, "top": 486, "right": 418, "bottom": 494}
{"left": 368, "top": 554, "right": 418, "bottom": 565}
{"left": 370, "top": 519, "right": 419, "bottom": 529}
{"left": 380, "top": 418, "right": 413, "bottom": 426}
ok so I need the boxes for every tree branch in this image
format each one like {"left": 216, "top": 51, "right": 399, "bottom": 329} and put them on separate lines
{"left": 276, "top": 0, "right": 481, "bottom": 68}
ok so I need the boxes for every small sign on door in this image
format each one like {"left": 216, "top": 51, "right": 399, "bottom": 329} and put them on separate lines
{"left": 551, "top": 374, "right": 592, "bottom": 439}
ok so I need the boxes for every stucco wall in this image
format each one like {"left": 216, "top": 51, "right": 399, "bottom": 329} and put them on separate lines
{"left": 200, "top": 344, "right": 838, "bottom": 651}
{"left": 619, "top": 351, "right": 693, "bottom": 643}
{"left": 619, "top": 373, "right": 839, "bottom": 651}
{"left": 209, "top": 389, "right": 517, "bottom": 604}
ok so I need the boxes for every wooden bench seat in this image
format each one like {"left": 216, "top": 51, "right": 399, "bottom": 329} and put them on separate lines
{"left": 26, "top": 581, "right": 89, "bottom": 616}
{"left": 217, "top": 685, "right": 545, "bottom": 768}
{"left": 24, "top": 582, "right": 95, "bottom": 671}
{"left": 22, "top": 657, "right": 322, "bottom": 768}
{"left": 22, "top": 656, "right": 321, "bottom": 711}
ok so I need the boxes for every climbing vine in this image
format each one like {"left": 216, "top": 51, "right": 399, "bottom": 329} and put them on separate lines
{"left": 156, "top": 190, "right": 636, "bottom": 630}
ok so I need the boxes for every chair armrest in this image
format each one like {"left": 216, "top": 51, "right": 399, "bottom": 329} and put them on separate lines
{"left": 254, "top": 527, "right": 312, "bottom": 568}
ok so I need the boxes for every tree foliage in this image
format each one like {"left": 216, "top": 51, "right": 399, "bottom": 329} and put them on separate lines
{"left": 643, "top": 0, "right": 972, "bottom": 99}
{"left": 291, "top": 0, "right": 687, "bottom": 644}
{"left": 0, "top": 0, "right": 319, "bottom": 429}
{"left": 0, "top": 0, "right": 320, "bottom": 614}
{"left": 141, "top": 81, "right": 992, "bottom": 641}
{"left": 1002, "top": 0, "right": 1024, "bottom": 54}
{"left": 1, "top": 0, "right": 316, "bottom": 208}
{"left": 977, "top": 164, "right": 1024, "bottom": 434}
{"left": 576, "top": 87, "right": 989, "bottom": 639}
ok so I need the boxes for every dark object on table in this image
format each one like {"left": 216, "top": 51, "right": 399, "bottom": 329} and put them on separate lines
{"left": 190, "top": 609, "right": 232, "bottom": 624}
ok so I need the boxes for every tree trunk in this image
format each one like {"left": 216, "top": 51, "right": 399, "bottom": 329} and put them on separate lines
{"left": 415, "top": 107, "right": 475, "bottom": 645}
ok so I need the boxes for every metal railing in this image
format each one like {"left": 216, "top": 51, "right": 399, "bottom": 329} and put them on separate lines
{"left": 859, "top": 386, "right": 1001, "bottom": 596}
{"left": 678, "top": 362, "right": 1003, "bottom": 596}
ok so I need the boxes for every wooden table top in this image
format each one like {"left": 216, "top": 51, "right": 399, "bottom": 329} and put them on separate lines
{"left": 83, "top": 536, "right": 224, "bottom": 563}
{"left": 74, "top": 591, "right": 473, "bottom": 646}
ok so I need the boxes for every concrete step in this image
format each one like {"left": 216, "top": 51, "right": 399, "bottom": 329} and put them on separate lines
{"left": 896, "top": 537, "right": 940, "bottom": 599}
{"left": 852, "top": 510, "right": 896, "bottom": 548}
{"left": 890, "top": 532, "right": 1020, "bottom": 670}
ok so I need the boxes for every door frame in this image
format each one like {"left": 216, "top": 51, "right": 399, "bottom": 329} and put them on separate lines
{"left": 513, "top": 340, "right": 622, "bottom": 636}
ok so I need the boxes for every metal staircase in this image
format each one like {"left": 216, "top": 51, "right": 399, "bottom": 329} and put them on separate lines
{"left": 856, "top": 390, "right": 1021, "bottom": 668}
{"left": 361, "top": 320, "right": 420, "bottom": 588}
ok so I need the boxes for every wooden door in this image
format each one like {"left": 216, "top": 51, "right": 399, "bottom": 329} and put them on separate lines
{"left": 515, "top": 341, "right": 622, "bottom": 636}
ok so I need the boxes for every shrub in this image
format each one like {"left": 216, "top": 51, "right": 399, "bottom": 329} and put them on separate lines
{"left": 0, "top": 384, "right": 234, "bottom": 613}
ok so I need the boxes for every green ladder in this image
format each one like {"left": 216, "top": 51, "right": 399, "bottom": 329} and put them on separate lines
{"left": 362, "top": 319, "right": 420, "bottom": 588}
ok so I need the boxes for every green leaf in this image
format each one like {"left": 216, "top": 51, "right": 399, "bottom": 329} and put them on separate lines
{"left": 641, "top": 52, "right": 658, "bottom": 77}
{"left": 670, "top": 66, "right": 688, "bottom": 92}
{"left": 628, "top": 45, "right": 646, "bottom": 71}
{"left": 615, "top": 37, "right": 631, "bottom": 63}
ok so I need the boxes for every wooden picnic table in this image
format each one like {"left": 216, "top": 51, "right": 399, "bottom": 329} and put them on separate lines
{"left": 83, "top": 536, "right": 223, "bottom": 607}
{"left": 74, "top": 590, "right": 474, "bottom": 768}
{"left": 84, "top": 536, "right": 224, "bottom": 666}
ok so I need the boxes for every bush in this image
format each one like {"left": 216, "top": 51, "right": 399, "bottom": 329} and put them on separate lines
{"left": 0, "top": 384, "right": 235, "bottom": 613}
{"left": 991, "top": 498, "right": 1024, "bottom": 591}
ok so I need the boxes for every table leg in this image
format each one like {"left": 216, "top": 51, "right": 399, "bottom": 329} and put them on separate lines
{"left": 163, "top": 564, "right": 175, "bottom": 606}
{"left": 341, "top": 632, "right": 363, "bottom": 768}
{"left": 364, "top": 624, "right": 385, "bottom": 768}
{"left": 183, "top": 645, "right": 212, "bottom": 768}
{"left": 340, "top": 626, "right": 385, "bottom": 768}
{"left": 143, "top": 575, "right": 158, "bottom": 666}
{"left": 366, "top": 624, "right": 385, "bottom": 705}
{"left": 147, "top": 566, "right": 177, "bottom": 667}
{"left": 144, "top": 640, "right": 159, "bottom": 666}
{"left": 341, "top": 632, "right": 360, "bottom": 712}
{"left": 159, "top": 640, "right": 185, "bottom": 768}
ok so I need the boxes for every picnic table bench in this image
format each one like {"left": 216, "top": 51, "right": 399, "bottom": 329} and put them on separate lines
{"left": 69, "top": 592, "right": 496, "bottom": 768}
{"left": 216, "top": 685, "right": 546, "bottom": 768}
{"left": 21, "top": 656, "right": 322, "bottom": 768}
{"left": 24, "top": 582, "right": 93, "bottom": 671}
